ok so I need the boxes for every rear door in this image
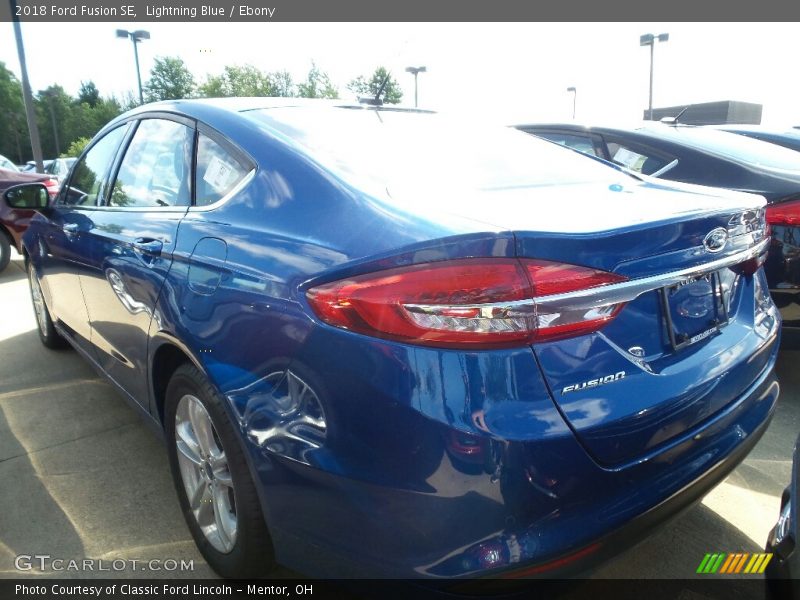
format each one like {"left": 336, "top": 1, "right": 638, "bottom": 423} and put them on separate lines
{"left": 79, "top": 116, "right": 194, "bottom": 407}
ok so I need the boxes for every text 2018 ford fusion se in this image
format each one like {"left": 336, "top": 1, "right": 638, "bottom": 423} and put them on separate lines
{"left": 4, "top": 99, "right": 781, "bottom": 579}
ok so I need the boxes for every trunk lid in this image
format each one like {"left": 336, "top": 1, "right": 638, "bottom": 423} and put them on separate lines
{"left": 506, "top": 181, "right": 776, "bottom": 466}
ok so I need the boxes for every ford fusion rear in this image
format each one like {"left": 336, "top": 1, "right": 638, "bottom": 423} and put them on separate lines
{"left": 16, "top": 100, "right": 780, "bottom": 579}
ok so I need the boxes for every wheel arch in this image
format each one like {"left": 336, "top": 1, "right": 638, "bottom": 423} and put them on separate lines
{"left": 150, "top": 336, "right": 203, "bottom": 429}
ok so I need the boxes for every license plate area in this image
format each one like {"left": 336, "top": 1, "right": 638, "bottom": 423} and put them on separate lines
{"left": 659, "top": 271, "right": 729, "bottom": 351}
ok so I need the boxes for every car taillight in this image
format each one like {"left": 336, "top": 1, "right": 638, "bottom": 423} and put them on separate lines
{"left": 306, "top": 258, "right": 627, "bottom": 349}
{"left": 766, "top": 199, "right": 800, "bottom": 227}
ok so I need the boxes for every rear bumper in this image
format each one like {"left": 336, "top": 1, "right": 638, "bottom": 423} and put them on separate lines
{"left": 243, "top": 334, "right": 780, "bottom": 578}
{"left": 500, "top": 381, "right": 777, "bottom": 579}
{"left": 428, "top": 360, "right": 780, "bottom": 578}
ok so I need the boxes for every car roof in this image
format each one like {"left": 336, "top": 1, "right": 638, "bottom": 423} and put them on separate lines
{"left": 121, "top": 97, "right": 431, "bottom": 120}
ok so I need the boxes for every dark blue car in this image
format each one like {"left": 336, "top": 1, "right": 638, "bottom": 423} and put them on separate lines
{"left": 5, "top": 99, "right": 781, "bottom": 579}
{"left": 713, "top": 124, "right": 800, "bottom": 154}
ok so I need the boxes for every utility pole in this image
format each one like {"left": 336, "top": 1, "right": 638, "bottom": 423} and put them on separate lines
{"left": 11, "top": 0, "right": 44, "bottom": 171}
{"left": 117, "top": 29, "right": 151, "bottom": 104}
{"left": 567, "top": 86, "right": 577, "bottom": 119}
{"left": 405, "top": 66, "right": 427, "bottom": 108}
{"left": 640, "top": 33, "right": 669, "bottom": 121}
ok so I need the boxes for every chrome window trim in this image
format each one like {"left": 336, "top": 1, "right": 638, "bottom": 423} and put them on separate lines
{"left": 649, "top": 158, "right": 679, "bottom": 177}
{"left": 188, "top": 168, "right": 257, "bottom": 212}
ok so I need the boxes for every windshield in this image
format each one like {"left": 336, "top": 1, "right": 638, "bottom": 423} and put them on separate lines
{"left": 245, "top": 107, "right": 632, "bottom": 197}
{"left": 646, "top": 126, "right": 800, "bottom": 171}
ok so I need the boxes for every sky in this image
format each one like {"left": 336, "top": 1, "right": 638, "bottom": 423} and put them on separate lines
{"left": 2, "top": 22, "right": 800, "bottom": 127}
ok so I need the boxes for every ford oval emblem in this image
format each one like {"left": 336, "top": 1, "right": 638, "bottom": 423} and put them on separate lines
{"left": 703, "top": 228, "right": 728, "bottom": 253}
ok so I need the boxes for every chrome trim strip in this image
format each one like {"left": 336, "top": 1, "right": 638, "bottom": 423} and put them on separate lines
{"left": 649, "top": 158, "right": 679, "bottom": 178}
{"left": 404, "top": 238, "right": 770, "bottom": 315}
{"left": 536, "top": 237, "right": 769, "bottom": 312}
{"left": 188, "top": 168, "right": 257, "bottom": 213}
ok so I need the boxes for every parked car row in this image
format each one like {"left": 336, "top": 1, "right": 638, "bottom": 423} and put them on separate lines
{"left": 20, "top": 157, "right": 77, "bottom": 182}
{"left": 0, "top": 100, "right": 795, "bottom": 582}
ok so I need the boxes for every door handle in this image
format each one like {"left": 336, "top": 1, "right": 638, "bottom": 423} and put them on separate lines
{"left": 133, "top": 238, "right": 163, "bottom": 256}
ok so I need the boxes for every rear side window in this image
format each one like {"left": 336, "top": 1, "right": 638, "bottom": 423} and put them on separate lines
{"left": 536, "top": 132, "right": 600, "bottom": 157}
{"left": 195, "top": 134, "right": 250, "bottom": 206}
{"left": 62, "top": 125, "right": 128, "bottom": 206}
{"left": 606, "top": 140, "right": 673, "bottom": 176}
{"left": 109, "top": 119, "right": 193, "bottom": 208}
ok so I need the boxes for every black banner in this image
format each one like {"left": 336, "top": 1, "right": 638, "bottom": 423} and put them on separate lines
{"left": 2, "top": 0, "right": 800, "bottom": 22}
{"left": 0, "top": 578, "right": 784, "bottom": 600}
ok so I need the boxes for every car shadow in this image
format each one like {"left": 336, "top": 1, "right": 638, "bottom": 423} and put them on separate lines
{"left": 0, "top": 327, "right": 218, "bottom": 578}
{"left": 0, "top": 330, "right": 88, "bottom": 574}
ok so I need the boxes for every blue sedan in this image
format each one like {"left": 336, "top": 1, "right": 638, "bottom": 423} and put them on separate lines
{"left": 4, "top": 99, "right": 781, "bottom": 578}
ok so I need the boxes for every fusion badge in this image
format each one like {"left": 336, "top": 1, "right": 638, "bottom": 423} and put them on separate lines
{"left": 561, "top": 371, "right": 626, "bottom": 395}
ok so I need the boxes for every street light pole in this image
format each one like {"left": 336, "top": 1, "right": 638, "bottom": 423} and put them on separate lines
{"left": 11, "top": 0, "right": 44, "bottom": 172}
{"left": 132, "top": 36, "right": 143, "bottom": 104}
{"left": 567, "top": 86, "right": 577, "bottom": 119}
{"left": 116, "top": 29, "right": 150, "bottom": 104}
{"left": 640, "top": 33, "right": 669, "bottom": 121}
{"left": 405, "top": 66, "right": 427, "bottom": 108}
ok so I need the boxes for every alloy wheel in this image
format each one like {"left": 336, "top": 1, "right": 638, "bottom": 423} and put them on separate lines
{"left": 174, "top": 394, "right": 238, "bottom": 553}
{"left": 29, "top": 268, "right": 48, "bottom": 335}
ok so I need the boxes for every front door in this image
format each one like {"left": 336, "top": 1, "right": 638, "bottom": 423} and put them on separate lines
{"left": 39, "top": 124, "right": 130, "bottom": 353}
{"left": 79, "top": 117, "right": 194, "bottom": 408}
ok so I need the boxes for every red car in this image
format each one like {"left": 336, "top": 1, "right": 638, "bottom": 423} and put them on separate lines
{"left": 0, "top": 168, "right": 60, "bottom": 271}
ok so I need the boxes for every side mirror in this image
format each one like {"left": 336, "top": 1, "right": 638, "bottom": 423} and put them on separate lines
{"left": 4, "top": 183, "right": 50, "bottom": 210}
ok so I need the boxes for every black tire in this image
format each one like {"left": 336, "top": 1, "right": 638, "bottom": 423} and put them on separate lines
{"left": 27, "top": 262, "right": 68, "bottom": 349}
{"left": 0, "top": 233, "right": 10, "bottom": 272}
{"left": 164, "top": 363, "right": 275, "bottom": 578}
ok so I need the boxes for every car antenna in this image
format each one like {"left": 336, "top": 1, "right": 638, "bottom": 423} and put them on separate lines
{"left": 358, "top": 71, "right": 392, "bottom": 107}
{"left": 660, "top": 105, "right": 692, "bottom": 125}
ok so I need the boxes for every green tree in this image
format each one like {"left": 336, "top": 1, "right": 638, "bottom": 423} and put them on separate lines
{"left": 64, "top": 137, "right": 91, "bottom": 158}
{"left": 269, "top": 70, "right": 295, "bottom": 97}
{"left": 297, "top": 63, "right": 338, "bottom": 99}
{"left": 0, "top": 62, "right": 29, "bottom": 163}
{"left": 77, "top": 81, "right": 100, "bottom": 108}
{"left": 199, "top": 64, "right": 291, "bottom": 98}
{"left": 198, "top": 74, "right": 227, "bottom": 98}
{"left": 144, "top": 56, "right": 196, "bottom": 102}
{"left": 347, "top": 66, "right": 402, "bottom": 104}
{"left": 36, "top": 85, "right": 72, "bottom": 157}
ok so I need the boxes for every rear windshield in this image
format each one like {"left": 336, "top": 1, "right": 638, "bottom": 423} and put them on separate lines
{"left": 245, "top": 107, "right": 631, "bottom": 195}
{"left": 645, "top": 126, "right": 800, "bottom": 172}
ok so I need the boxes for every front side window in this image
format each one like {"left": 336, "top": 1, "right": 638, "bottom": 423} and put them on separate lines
{"left": 109, "top": 119, "right": 193, "bottom": 208}
{"left": 195, "top": 134, "right": 250, "bottom": 206}
{"left": 62, "top": 125, "right": 128, "bottom": 206}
